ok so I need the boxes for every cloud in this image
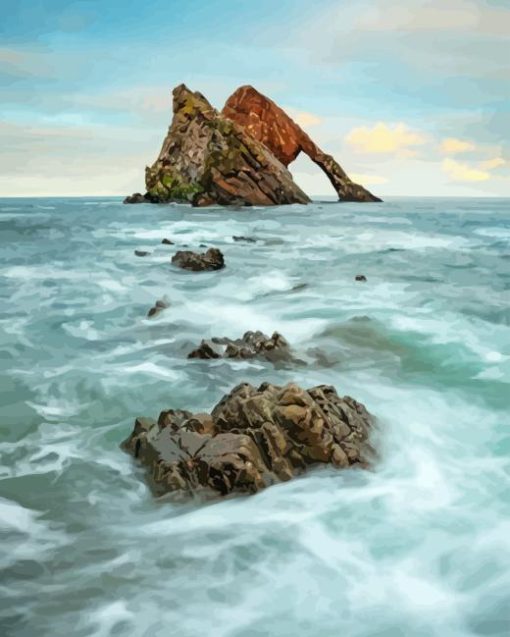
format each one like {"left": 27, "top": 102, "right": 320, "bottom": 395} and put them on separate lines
{"left": 0, "top": 46, "right": 52, "bottom": 77}
{"left": 355, "top": 0, "right": 510, "bottom": 36}
{"left": 345, "top": 122, "right": 426, "bottom": 157}
{"left": 0, "top": 119, "right": 154, "bottom": 196}
{"left": 479, "top": 157, "right": 505, "bottom": 171}
{"left": 286, "top": 108, "right": 322, "bottom": 129}
{"left": 442, "top": 158, "right": 490, "bottom": 182}
{"left": 349, "top": 173, "right": 387, "bottom": 185}
{"left": 73, "top": 86, "right": 172, "bottom": 117}
{"left": 440, "top": 137, "right": 475, "bottom": 154}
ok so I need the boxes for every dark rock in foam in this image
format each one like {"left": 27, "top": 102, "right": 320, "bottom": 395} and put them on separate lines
{"left": 147, "top": 299, "right": 169, "bottom": 318}
{"left": 188, "top": 331, "right": 293, "bottom": 364}
{"left": 171, "top": 247, "right": 225, "bottom": 271}
{"left": 122, "top": 382, "right": 375, "bottom": 499}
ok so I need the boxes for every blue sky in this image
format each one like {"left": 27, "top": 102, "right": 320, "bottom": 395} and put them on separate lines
{"left": 1, "top": 0, "right": 509, "bottom": 196}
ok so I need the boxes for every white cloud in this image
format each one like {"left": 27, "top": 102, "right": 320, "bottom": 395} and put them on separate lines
{"left": 350, "top": 173, "right": 387, "bottom": 185}
{"left": 355, "top": 0, "right": 510, "bottom": 35}
{"left": 479, "top": 157, "right": 505, "bottom": 171}
{"left": 0, "top": 120, "right": 153, "bottom": 196}
{"left": 440, "top": 137, "right": 475, "bottom": 154}
{"left": 286, "top": 108, "right": 322, "bottom": 129}
{"left": 442, "top": 158, "right": 490, "bottom": 182}
{"left": 345, "top": 122, "right": 426, "bottom": 157}
{"left": 0, "top": 46, "right": 53, "bottom": 77}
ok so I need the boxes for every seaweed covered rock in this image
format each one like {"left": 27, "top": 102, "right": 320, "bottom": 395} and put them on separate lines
{"left": 142, "top": 84, "right": 310, "bottom": 207}
{"left": 122, "top": 382, "right": 375, "bottom": 499}
{"left": 188, "top": 331, "right": 293, "bottom": 364}
{"left": 223, "top": 86, "right": 381, "bottom": 203}
{"left": 171, "top": 247, "right": 225, "bottom": 271}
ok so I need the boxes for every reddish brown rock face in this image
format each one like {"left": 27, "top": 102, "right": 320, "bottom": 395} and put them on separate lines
{"left": 223, "top": 86, "right": 304, "bottom": 166}
{"left": 223, "top": 85, "right": 381, "bottom": 203}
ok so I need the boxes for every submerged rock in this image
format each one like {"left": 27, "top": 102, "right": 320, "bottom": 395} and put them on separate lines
{"left": 147, "top": 299, "right": 169, "bottom": 318}
{"left": 122, "top": 382, "right": 375, "bottom": 498}
{"left": 142, "top": 84, "right": 310, "bottom": 207}
{"left": 188, "top": 331, "right": 292, "bottom": 363}
{"left": 135, "top": 250, "right": 150, "bottom": 257}
{"left": 223, "top": 86, "right": 381, "bottom": 203}
{"left": 232, "top": 235, "right": 257, "bottom": 243}
{"left": 171, "top": 247, "right": 225, "bottom": 271}
{"left": 161, "top": 238, "right": 174, "bottom": 245}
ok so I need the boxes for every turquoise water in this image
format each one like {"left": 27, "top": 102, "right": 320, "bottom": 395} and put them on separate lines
{"left": 0, "top": 197, "right": 509, "bottom": 637}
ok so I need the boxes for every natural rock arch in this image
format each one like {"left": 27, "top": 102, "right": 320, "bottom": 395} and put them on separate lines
{"left": 222, "top": 85, "right": 381, "bottom": 203}
{"left": 125, "top": 84, "right": 381, "bottom": 206}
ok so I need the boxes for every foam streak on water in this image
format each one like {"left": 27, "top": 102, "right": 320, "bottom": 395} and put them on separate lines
{"left": 0, "top": 197, "right": 509, "bottom": 637}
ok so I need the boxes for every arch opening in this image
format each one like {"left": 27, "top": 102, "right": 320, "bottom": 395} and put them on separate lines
{"left": 289, "top": 152, "right": 339, "bottom": 202}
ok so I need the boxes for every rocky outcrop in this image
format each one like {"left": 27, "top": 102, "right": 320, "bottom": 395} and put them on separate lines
{"left": 223, "top": 85, "right": 381, "bottom": 203}
{"left": 125, "top": 83, "right": 381, "bottom": 206}
{"left": 188, "top": 331, "right": 293, "bottom": 363}
{"left": 142, "top": 84, "right": 310, "bottom": 207}
{"left": 122, "top": 382, "right": 374, "bottom": 498}
{"left": 124, "top": 192, "right": 148, "bottom": 204}
{"left": 171, "top": 247, "right": 225, "bottom": 271}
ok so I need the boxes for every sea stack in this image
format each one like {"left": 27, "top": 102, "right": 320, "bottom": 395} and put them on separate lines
{"left": 141, "top": 84, "right": 309, "bottom": 207}
{"left": 125, "top": 84, "right": 381, "bottom": 206}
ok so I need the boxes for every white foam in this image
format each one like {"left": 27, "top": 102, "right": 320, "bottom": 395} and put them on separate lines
{"left": 62, "top": 319, "right": 102, "bottom": 341}
{"left": 0, "top": 497, "right": 69, "bottom": 569}
{"left": 474, "top": 227, "right": 510, "bottom": 239}
{"left": 222, "top": 270, "right": 297, "bottom": 301}
{"left": 86, "top": 600, "right": 133, "bottom": 637}
{"left": 171, "top": 299, "right": 326, "bottom": 343}
{"left": 26, "top": 397, "right": 83, "bottom": 420}
{"left": 119, "top": 361, "right": 181, "bottom": 380}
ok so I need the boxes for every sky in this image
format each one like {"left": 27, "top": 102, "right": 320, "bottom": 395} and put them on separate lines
{"left": 1, "top": 0, "right": 509, "bottom": 197}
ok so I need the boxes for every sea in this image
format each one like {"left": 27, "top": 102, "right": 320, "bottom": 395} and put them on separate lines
{"left": 0, "top": 196, "right": 509, "bottom": 637}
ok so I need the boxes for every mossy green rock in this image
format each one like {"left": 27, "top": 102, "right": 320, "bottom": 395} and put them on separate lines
{"left": 143, "top": 84, "right": 310, "bottom": 206}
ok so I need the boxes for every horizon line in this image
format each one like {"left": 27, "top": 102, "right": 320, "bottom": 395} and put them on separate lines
{"left": 1, "top": 194, "right": 509, "bottom": 200}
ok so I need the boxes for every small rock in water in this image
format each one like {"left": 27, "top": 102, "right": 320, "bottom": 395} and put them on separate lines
{"left": 147, "top": 299, "right": 169, "bottom": 318}
{"left": 161, "top": 238, "right": 174, "bottom": 245}
{"left": 189, "top": 341, "right": 220, "bottom": 359}
{"left": 172, "top": 248, "right": 225, "bottom": 272}
{"left": 355, "top": 274, "right": 367, "bottom": 282}
{"left": 124, "top": 193, "right": 147, "bottom": 204}
{"left": 135, "top": 250, "right": 150, "bottom": 257}
{"left": 122, "top": 382, "right": 375, "bottom": 499}
{"left": 232, "top": 235, "right": 257, "bottom": 243}
{"left": 188, "top": 331, "right": 292, "bottom": 364}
